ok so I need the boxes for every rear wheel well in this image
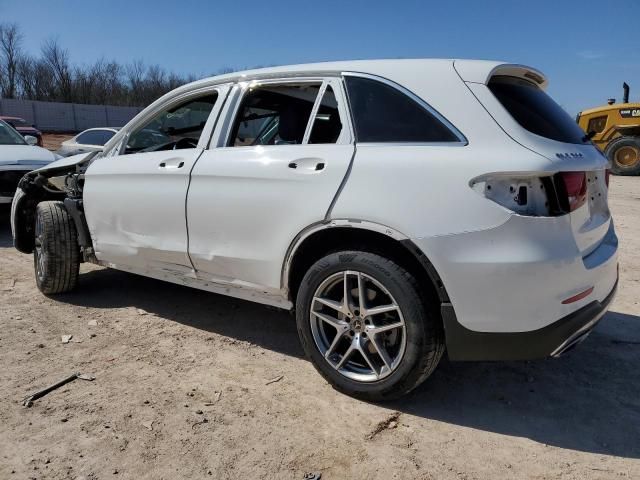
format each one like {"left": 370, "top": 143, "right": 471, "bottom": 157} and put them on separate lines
{"left": 286, "top": 227, "right": 448, "bottom": 309}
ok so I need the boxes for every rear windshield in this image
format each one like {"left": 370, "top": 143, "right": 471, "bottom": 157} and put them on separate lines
{"left": 489, "top": 76, "right": 588, "bottom": 145}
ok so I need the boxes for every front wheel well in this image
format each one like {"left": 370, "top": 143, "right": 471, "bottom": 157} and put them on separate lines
{"left": 286, "top": 226, "right": 449, "bottom": 309}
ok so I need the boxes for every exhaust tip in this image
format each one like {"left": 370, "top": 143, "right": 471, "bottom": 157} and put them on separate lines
{"left": 552, "top": 331, "right": 592, "bottom": 357}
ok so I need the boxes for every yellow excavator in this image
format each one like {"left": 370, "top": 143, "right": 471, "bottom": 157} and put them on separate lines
{"left": 577, "top": 83, "right": 640, "bottom": 175}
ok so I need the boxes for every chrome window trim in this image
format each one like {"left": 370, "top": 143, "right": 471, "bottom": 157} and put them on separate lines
{"left": 341, "top": 71, "right": 468, "bottom": 146}
{"left": 302, "top": 81, "right": 328, "bottom": 144}
{"left": 355, "top": 142, "right": 468, "bottom": 147}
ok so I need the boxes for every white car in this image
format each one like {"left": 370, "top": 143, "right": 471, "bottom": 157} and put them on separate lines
{"left": 11, "top": 60, "right": 618, "bottom": 400}
{"left": 57, "top": 128, "right": 119, "bottom": 157}
{"left": 0, "top": 119, "right": 57, "bottom": 204}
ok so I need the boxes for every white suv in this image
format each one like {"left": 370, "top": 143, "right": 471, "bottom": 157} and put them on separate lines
{"left": 11, "top": 60, "right": 618, "bottom": 400}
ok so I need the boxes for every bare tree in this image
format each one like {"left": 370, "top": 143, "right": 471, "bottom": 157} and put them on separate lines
{"left": 0, "top": 23, "right": 24, "bottom": 98}
{"left": 40, "top": 38, "right": 73, "bottom": 102}
{"left": 4, "top": 23, "right": 209, "bottom": 106}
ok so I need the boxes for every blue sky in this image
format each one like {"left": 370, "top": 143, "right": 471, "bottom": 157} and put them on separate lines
{"left": 1, "top": 0, "right": 638, "bottom": 115}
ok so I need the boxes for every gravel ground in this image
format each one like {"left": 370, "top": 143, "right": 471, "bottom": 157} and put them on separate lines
{"left": 0, "top": 177, "right": 639, "bottom": 480}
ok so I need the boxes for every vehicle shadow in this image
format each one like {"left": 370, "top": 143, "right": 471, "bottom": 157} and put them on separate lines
{"left": 0, "top": 206, "right": 13, "bottom": 247}
{"left": 1, "top": 215, "right": 638, "bottom": 459}
{"left": 393, "top": 309, "right": 640, "bottom": 459}
{"left": 60, "top": 267, "right": 305, "bottom": 358}
{"left": 63, "top": 267, "right": 640, "bottom": 459}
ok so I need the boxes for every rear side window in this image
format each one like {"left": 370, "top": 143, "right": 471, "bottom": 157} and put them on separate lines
{"left": 344, "top": 76, "right": 459, "bottom": 143}
{"left": 489, "top": 76, "right": 588, "bottom": 144}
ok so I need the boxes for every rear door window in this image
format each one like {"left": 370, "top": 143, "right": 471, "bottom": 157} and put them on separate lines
{"left": 344, "top": 76, "right": 460, "bottom": 143}
{"left": 308, "top": 86, "right": 343, "bottom": 144}
{"left": 228, "top": 83, "right": 321, "bottom": 146}
{"left": 488, "top": 76, "right": 588, "bottom": 144}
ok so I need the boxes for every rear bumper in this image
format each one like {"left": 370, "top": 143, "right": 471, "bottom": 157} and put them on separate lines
{"left": 413, "top": 212, "right": 619, "bottom": 361}
{"left": 442, "top": 276, "right": 617, "bottom": 360}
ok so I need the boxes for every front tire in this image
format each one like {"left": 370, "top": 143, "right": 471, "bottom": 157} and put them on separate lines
{"left": 34, "top": 201, "right": 80, "bottom": 294}
{"left": 295, "top": 251, "right": 444, "bottom": 401}
{"left": 605, "top": 136, "right": 640, "bottom": 176}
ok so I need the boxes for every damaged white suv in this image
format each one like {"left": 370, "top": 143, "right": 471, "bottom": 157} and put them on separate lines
{"left": 11, "top": 60, "right": 618, "bottom": 400}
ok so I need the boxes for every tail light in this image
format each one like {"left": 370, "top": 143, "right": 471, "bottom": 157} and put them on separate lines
{"left": 471, "top": 170, "right": 593, "bottom": 217}
{"left": 605, "top": 169, "right": 611, "bottom": 188}
{"left": 470, "top": 175, "right": 552, "bottom": 216}
{"left": 558, "top": 172, "right": 587, "bottom": 212}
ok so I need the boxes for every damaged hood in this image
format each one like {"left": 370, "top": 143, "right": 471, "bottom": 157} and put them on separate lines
{"left": 0, "top": 145, "right": 57, "bottom": 166}
{"left": 31, "top": 152, "right": 93, "bottom": 173}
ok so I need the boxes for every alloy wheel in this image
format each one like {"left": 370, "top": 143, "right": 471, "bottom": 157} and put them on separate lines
{"left": 34, "top": 214, "right": 45, "bottom": 282}
{"left": 310, "top": 270, "right": 407, "bottom": 382}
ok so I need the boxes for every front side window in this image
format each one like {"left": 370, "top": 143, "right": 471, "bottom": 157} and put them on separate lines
{"left": 0, "top": 120, "right": 27, "bottom": 145}
{"left": 345, "top": 76, "right": 459, "bottom": 143}
{"left": 228, "top": 83, "right": 321, "bottom": 146}
{"left": 125, "top": 93, "right": 218, "bottom": 154}
{"left": 489, "top": 76, "right": 589, "bottom": 144}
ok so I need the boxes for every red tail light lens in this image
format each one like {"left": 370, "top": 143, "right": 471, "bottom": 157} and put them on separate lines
{"left": 559, "top": 172, "right": 587, "bottom": 212}
{"left": 605, "top": 169, "right": 611, "bottom": 188}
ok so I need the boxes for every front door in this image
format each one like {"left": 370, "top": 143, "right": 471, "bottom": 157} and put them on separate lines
{"left": 187, "top": 78, "right": 354, "bottom": 292}
{"left": 83, "top": 85, "right": 230, "bottom": 274}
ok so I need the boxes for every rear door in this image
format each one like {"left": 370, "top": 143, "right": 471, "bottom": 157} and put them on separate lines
{"left": 187, "top": 77, "right": 354, "bottom": 291}
{"left": 83, "top": 85, "right": 230, "bottom": 273}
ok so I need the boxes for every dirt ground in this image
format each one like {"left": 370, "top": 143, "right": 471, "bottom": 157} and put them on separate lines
{"left": 0, "top": 177, "right": 639, "bottom": 480}
{"left": 41, "top": 134, "right": 73, "bottom": 152}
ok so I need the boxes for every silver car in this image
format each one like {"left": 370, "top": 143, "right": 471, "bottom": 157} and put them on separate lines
{"left": 57, "top": 128, "right": 119, "bottom": 157}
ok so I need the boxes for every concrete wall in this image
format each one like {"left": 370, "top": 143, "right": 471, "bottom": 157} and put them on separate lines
{"left": 0, "top": 98, "right": 143, "bottom": 132}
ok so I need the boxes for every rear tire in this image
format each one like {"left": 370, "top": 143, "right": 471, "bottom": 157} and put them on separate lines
{"left": 34, "top": 201, "right": 80, "bottom": 294}
{"left": 605, "top": 136, "right": 640, "bottom": 176}
{"left": 295, "top": 251, "right": 444, "bottom": 401}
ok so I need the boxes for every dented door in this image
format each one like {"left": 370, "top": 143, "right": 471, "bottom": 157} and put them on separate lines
{"left": 83, "top": 85, "right": 230, "bottom": 274}
{"left": 187, "top": 78, "right": 354, "bottom": 291}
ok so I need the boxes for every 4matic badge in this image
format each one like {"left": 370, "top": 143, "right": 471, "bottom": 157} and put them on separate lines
{"left": 555, "top": 152, "right": 584, "bottom": 159}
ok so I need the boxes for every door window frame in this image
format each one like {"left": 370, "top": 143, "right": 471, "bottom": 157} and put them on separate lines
{"left": 102, "top": 83, "right": 232, "bottom": 158}
{"left": 210, "top": 76, "right": 354, "bottom": 150}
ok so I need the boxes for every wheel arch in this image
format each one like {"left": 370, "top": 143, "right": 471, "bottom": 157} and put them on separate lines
{"left": 283, "top": 220, "right": 451, "bottom": 307}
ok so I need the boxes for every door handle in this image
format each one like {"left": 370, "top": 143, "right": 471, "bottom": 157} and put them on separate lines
{"left": 288, "top": 158, "right": 325, "bottom": 173}
{"left": 159, "top": 160, "right": 185, "bottom": 169}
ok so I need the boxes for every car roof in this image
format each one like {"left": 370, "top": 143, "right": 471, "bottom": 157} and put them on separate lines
{"left": 79, "top": 127, "right": 120, "bottom": 133}
{"left": 173, "top": 58, "right": 546, "bottom": 92}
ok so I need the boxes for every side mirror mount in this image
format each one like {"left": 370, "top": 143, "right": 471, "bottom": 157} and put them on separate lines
{"left": 24, "top": 135, "right": 38, "bottom": 146}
